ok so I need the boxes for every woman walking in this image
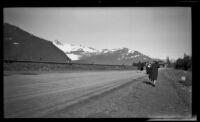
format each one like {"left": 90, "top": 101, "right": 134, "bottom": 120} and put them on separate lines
{"left": 149, "top": 61, "right": 159, "bottom": 85}
{"left": 146, "top": 63, "right": 151, "bottom": 80}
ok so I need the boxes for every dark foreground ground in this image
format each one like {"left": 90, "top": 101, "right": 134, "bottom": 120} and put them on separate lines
{"left": 4, "top": 68, "right": 192, "bottom": 119}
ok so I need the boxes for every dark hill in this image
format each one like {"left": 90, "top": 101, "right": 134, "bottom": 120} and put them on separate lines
{"left": 4, "top": 23, "right": 71, "bottom": 63}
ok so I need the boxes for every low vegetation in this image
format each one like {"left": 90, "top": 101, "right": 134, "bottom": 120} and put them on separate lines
{"left": 4, "top": 61, "right": 137, "bottom": 71}
{"left": 163, "top": 68, "right": 192, "bottom": 87}
{"left": 162, "top": 68, "right": 192, "bottom": 110}
{"left": 174, "top": 54, "right": 192, "bottom": 71}
{"left": 166, "top": 54, "right": 192, "bottom": 71}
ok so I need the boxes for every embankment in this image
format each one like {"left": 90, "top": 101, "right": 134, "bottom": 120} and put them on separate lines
{"left": 4, "top": 60, "right": 137, "bottom": 71}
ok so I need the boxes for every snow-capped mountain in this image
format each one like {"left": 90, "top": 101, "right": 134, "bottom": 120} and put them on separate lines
{"left": 53, "top": 40, "right": 99, "bottom": 53}
{"left": 74, "top": 47, "right": 154, "bottom": 65}
{"left": 52, "top": 40, "right": 154, "bottom": 65}
{"left": 52, "top": 40, "right": 100, "bottom": 60}
{"left": 4, "top": 23, "right": 154, "bottom": 65}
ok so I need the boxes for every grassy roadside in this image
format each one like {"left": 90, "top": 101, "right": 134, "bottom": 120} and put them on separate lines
{"left": 161, "top": 68, "right": 192, "bottom": 110}
{"left": 4, "top": 62, "right": 137, "bottom": 72}
{"left": 162, "top": 68, "right": 192, "bottom": 87}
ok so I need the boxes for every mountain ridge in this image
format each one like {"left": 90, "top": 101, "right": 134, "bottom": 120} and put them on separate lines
{"left": 52, "top": 40, "right": 155, "bottom": 65}
{"left": 4, "top": 23, "right": 157, "bottom": 65}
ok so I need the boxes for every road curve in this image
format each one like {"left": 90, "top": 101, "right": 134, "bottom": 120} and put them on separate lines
{"left": 4, "top": 70, "right": 145, "bottom": 118}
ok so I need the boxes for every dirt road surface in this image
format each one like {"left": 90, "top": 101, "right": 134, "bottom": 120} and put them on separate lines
{"left": 4, "top": 70, "right": 145, "bottom": 118}
{"left": 4, "top": 69, "right": 192, "bottom": 118}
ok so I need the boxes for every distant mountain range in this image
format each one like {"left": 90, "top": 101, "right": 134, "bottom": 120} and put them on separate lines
{"left": 52, "top": 40, "right": 155, "bottom": 65}
{"left": 4, "top": 23, "right": 161, "bottom": 65}
{"left": 3, "top": 23, "right": 71, "bottom": 63}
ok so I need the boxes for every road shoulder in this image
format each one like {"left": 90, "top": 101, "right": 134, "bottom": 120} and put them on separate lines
{"left": 45, "top": 69, "right": 192, "bottom": 118}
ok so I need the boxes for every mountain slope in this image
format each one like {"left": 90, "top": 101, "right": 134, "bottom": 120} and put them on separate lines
{"left": 52, "top": 40, "right": 154, "bottom": 65}
{"left": 52, "top": 40, "right": 100, "bottom": 60}
{"left": 73, "top": 48, "right": 154, "bottom": 65}
{"left": 4, "top": 23, "right": 71, "bottom": 63}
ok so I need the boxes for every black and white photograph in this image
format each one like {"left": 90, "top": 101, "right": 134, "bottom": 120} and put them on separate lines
{"left": 3, "top": 7, "right": 193, "bottom": 119}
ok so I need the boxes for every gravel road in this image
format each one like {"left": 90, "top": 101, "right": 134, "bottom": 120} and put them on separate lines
{"left": 4, "top": 70, "right": 145, "bottom": 118}
{"left": 4, "top": 69, "right": 192, "bottom": 119}
{"left": 45, "top": 69, "right": 192, "bottom": 119}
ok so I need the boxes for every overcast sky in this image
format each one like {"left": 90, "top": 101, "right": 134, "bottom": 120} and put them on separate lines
{"left": 4, "top": 7, "right": 191, "bottom": 60}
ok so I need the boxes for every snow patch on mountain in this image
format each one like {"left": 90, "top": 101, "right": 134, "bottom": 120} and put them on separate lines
{"left": 131, "top": 55, "right": 140, "bottom": 58}
{"left": 101, "top": 49, "right": 109, "bottom": 53}
{"left": 128, "top": 49, "right": 135, "bottom": 53}
{"left": 52, "top": 40, "right": 99, "bottom": 53}
{"left": 66, "top": 54, "right": 81, "bottom": 60}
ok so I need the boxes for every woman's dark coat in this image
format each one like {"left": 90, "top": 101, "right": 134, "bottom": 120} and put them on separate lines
{"left": 146, "top": 65, "right": 150, "bottom": 74}
{"left": 149, "top": 62, "right": 159, "bottom": 81}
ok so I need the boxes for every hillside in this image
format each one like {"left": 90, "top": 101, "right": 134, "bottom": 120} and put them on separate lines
{"left": 3, "top": 23, "right": 71, "bottom": 63}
